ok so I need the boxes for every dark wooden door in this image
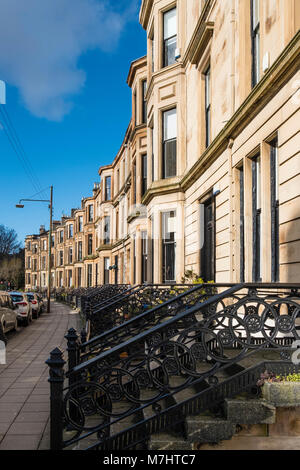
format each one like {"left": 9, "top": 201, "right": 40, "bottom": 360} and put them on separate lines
{"left": 201, "top": 197, "right": 215, "bottom": 282}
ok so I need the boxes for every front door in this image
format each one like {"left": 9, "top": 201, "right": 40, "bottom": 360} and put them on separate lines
{"left": 201, "top": 196, "right": 215, "bottom": 282}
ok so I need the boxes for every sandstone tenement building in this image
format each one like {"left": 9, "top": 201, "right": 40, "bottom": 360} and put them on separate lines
{"left": 25, "top": 0, "right": 300, "bottom": 290}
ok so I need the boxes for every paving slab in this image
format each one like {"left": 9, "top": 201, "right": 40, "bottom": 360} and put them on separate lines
{"left": 0, "top": 434, "right": 41, "bottom": 450}
{"left": 8, "top": 421, "right": 46, "bottom": 435}
{"left": 0, "top": 301, "right": 79, "bottom": 450}
{"left": 15, "top": 412, "right": 49, "bottom": 423}
{"left": 0, "top": 412, "right": 19, "bottom": 423}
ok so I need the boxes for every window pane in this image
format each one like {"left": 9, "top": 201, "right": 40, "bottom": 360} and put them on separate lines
{"left": 104, "top": 216, "right": 110, "bottom": 244}
{"left": 252, "top": 156, "right": 262, "bottom": 282}
{"left": 252, "top": 0, "right": 260, "bottom": 29}
{"left": 151, "top": 127, "right": 155, "bottom": 181}
{"left": 164, "top": 36, "right": 177, "bottom": 66}
{"left": 205, "top": 66, "right": 211, "bottom": 147}
{"left": 205, "top": 67, "right": 210, "bottom": 107}
{"left": 164, "top": 8, "right": 176, "bottom": 39}
{"left": 164, "top": 108, "right": 177, "bottom": 141}
{"left": 162, "top": 211, "right": 176, "bottom": 283}
{"left": 152, "top": 36, "right": 155, "bottom": 72}
{"left": 256, "top": 156, "right": 261, "bottom": 210}
{"left": 142, "top": 80, "right": 147, "bottom": 123}
{"left": 163, "top": 8, "right": 177, "bottom": 67}
{"left": 142, "top": 154, "right": 147, "bottom": 195}
{"left": 105, "top": 176, "right": 111, "bottom": 200}
{"left": 162, "top": 211, "right": 176, "bottom": 240}
{"left": 163, "top": 139, "right": 177, "bottom": 178}
{"left": 164, "top": 243, "right": 175, "bottom": 281}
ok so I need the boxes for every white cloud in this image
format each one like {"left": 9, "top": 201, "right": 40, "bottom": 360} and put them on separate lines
{"left": 0, "top": 0, "right": 136, "bottom": 120}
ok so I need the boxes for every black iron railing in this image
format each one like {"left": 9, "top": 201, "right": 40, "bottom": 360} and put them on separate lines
{"left": 47, "top": 283, "right": 300, "bottom": 450}
{"left": 80, "top": 285, "right": 130, "bottom": 317}
{"left": 53, "top": 284, "right": 129, "bottom": 313}
{"left": 86, "top": 284, "right": 203, "bottom": 340}
{"left": 76, "top": 283, "right": 219, "bottom": 366}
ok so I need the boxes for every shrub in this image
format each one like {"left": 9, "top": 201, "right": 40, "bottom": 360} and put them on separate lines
{"left": 257, "top": 370, "right": 300, "bottom": 387}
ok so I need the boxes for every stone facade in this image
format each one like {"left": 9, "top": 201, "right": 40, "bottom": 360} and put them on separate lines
{"left": 25, "top": 0, "right": 300, "bottom": 290}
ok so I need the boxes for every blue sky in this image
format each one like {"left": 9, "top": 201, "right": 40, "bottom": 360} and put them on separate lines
{"left": 0, "top": 0, "right": 146, "bottom": 246}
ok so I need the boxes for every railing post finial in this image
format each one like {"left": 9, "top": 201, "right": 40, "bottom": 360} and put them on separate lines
{"left": 46, "top": 347, "right": 66, "bottom": 450}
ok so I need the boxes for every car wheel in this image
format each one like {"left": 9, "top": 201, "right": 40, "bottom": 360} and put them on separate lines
{"left": 13, "top": 318, "right": 19, "bottom": 332}
{"left": 23, "top": 316, "right": 29, "bottom": 327}
{"left": 32, "top": 311, "right": 38, "bottom": 320}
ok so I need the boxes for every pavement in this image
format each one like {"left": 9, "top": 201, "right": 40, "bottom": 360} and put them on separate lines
{"left": 0, "top": 301, "right": 79, "bottom": 450}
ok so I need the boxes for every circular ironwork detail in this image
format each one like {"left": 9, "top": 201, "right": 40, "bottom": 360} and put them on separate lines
{"left": 108, "top": 384, "right": 123, "bottom": 401}
{"left": 245, "top": 314, "right": 261, "bottom": 333}
{"left": 217, "top": 328, "right": 234, "bottom": 346}
{"left": 277, "top": 315, "right": 294, "bottom": 333}
{"left": 190, "top": 343, "right": 205, "bottom": 360}
{"left": 134, "top": 369, "right": 151, "bottom": 388}
{"left": 245, "top": 305, "right": 258, "bottom": 316}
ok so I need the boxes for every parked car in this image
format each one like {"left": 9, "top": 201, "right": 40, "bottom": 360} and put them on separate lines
{"left": 0, "top": 291, "right": 18, "bottom": 335}
{"left": 9, "top": 292, "right": 33, "bottom": 327}
{"left": 26, "top": 293, "right": 41, "bottom": 319}
{"left": 37, "top": 294, "right": 44, "bottom": 314}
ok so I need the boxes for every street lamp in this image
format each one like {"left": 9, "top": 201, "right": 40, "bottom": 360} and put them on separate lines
{"left": 16, "top": 186, "right": 53, "bottom": 313}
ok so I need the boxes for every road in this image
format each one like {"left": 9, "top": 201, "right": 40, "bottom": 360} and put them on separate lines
{"left": 0, "top": 301, "right": 79, "bottom": 450}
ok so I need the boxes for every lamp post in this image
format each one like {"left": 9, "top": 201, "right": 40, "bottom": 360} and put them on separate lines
{"left": 16, "top": 186, "right": 53, "bottom": 313}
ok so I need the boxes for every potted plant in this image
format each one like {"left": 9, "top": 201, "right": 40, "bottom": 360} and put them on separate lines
{"left": 257, "top": 371, "right": 300, "bottom": 407}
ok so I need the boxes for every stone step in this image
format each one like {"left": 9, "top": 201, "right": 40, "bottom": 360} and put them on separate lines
{"left": 140, "top": 389, "right": 185, "bottom": 449}
{"left": 185, "top": 415, "right": 236, "bottom": 444}
{"left": 169, "top": 376, "right": 210, "bottom": 413}
{"left": 197, "top": 436, "right": 300, "bottom": 451}
{"left": 148, "top": 432, "right": 192, "bottom": 450}
{"left": 224, "top": 398, "right": 276, "bottom": 425}
{"left": 110, "top": 401, "right": 142, "bottom": 437}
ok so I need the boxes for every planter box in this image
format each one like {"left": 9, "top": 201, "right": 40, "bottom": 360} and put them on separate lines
{"left": 262, "top": 382, "right": 300, "bottom": 407}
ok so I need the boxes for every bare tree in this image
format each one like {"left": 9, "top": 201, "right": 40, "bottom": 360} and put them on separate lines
{"left": 0, "top": 225, "right": 21, "bottom": 258}
{"left": 0, "top": 252, "right": 24, "bottom": 290}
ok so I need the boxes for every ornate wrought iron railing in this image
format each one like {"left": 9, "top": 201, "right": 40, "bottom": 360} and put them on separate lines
{"left": 53, "top": 285, "right": 127, "bottom": 309}
{"left": 47, "top": 283, "right": 300, "bottom": 450}
{"left": 79, "top": 285, "right": 130, "bottom": 318}
{"left": 76, "top": 283, "right": 219, "bottom": 366}
{"left": 86, "top": 283, "right": 202, "bottom": 340}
